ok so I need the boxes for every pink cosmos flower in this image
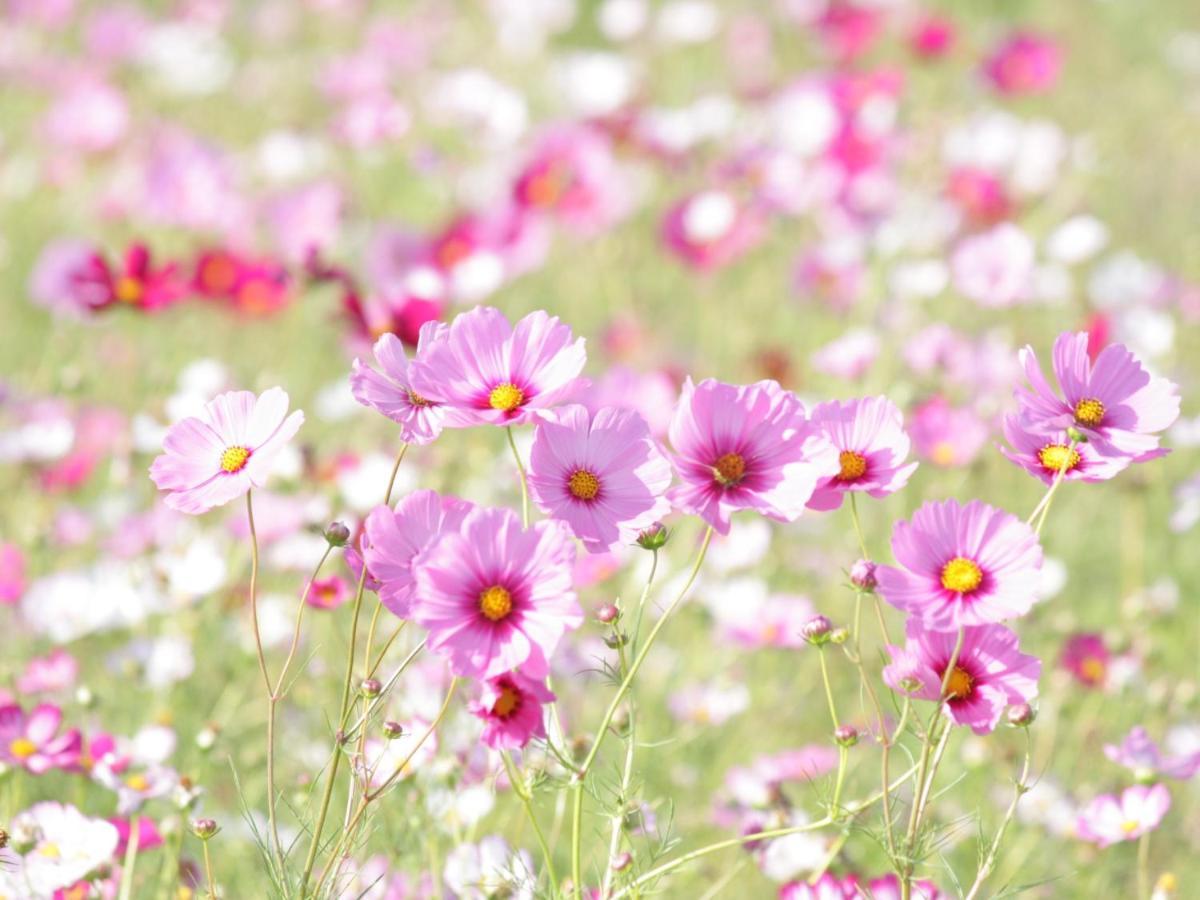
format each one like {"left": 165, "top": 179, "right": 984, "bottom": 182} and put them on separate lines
{"left": 528, "top": 405, "right": 673, "bottom": 554}
{"left": 1015, "top": 331, "right": 1180, "bottom": 463}
{"left": 951, "top": 223, "right": 1035, "bottom": 307}
{"left": 0, "top": 542, "right": 26, "bottom": 605}
{"left": 810, "top": 329, "right": 880, "bottom": 382}
{"left": 1060, "top": 633, "right": 1110, "bottom": 688}
{"left": 28, "top": 239, "right": 111, "bottom": 318}
{"left": 999, "top": 415, "right": 1131, "bottom": 484}
{"left": 805, "top": 396, "right": 919, "bottom": 511}
{"left": 364, "top": 490, "right": 475, "bottom": 619}
{"left": 17, "top": 649, "right": 78, "bottom": 694}
{"left": 42, "top": 77, "right": 129, "bottom": 154}
{"left": 408, "top": 306, "right": 586, "bottom": 427}
{"left": 470, "top": 671, "right": 555, "bottom": 750}
{"left": 779, "top": 873, "right": 854, "bottom": 900}
{"left": 263, "top": 181, "right": 343, "bottom": 265}
{"left": 667, "top": 378, "right": 838, "bottom": 535}
{"left": 661, "top": 189, "right": 764, "bottom": 272}
{"left": 910, "top": 395, "right": 990, "bottom": 468}
{"left": 0, "top": 703, "right": 82, "bottom": 773}
{"left": 868, "top": 874, "right": 943, "bottom": 899}
{"left": 306, "top": 576, "right": 351, "bottom": 610}
{"left": 351, "top": 330, "right": 447, "bottom": 444}
{"left": 883, "top": 622, "right": 1040, "bottom": 735}
{"left": 1104, "top": 727, "right": 1200, "bottom": 781}
{"left": 1076, "top": 784, "right": 1170, "bottom": 847}
{"left": 877, "top": 499, "right": 1043, "bottom": 631}
{"left": 87, "top": 243, "right": 188, "bottom": 313}
{"left": 410, "top": 506, "right": 582, "bottom": 679}
{"left": 909, "top": 15, "right": 956, "bottom": 60}
{"left": 983, "top": 32, "right": 1063, "bottom": 96}
{"left": 513, "top": 125, "right": 630, "bottom": 235}
{"left": 149, "top": 388, "right": 304, "bottom": 515}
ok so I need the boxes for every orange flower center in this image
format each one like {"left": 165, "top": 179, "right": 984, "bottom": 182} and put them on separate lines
{"left": 479, "top": 585, "right": 513, "bottom": 622}
{"left": 1037, "top": 444, "right": 1081, "bottom": 474}
{"left": 940, "top": 557, "right": 983, "bottom": 594}
{"left": 220, "top": 446, "right": 251, "bottom": 473}
{"left": 568, "top": 469, "right": 601, "bottom": 501}
{"left": 200, "top": 256, "right": 237, "bottom": 293}
{"left": 837, "top": 450, "right": 868, "bottom": 481}
{"left": 126, "top": 773, "right": 151, "bottom": 792}
{"left": 488, "top": 382, "right": 525, "bottom": 412}
{"left": 1074, "top": 397, "right": 1105, "bottom": 428}
{"left": 713, "top": 452, "right": 746, "bottom": 486}
{"left": 492, "top": 685, "right": 521, "bottom": 719}
{"left": 945, "top": 666, "right": 975, "bottom": 700}
{"left": 115, "top": 275, "right": 143, "bottom": 304}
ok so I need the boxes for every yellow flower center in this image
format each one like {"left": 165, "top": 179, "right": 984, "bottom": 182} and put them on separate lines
{"left": 479, "top": 585, "right": 513, "bottom": 622}
{"left": 944, "top": 666, "right": 975, "bottom": 701}
{"left": 931, "top": 442, "right": 956, "bottom": 465}
{"left": 1037, "top": 444, "right": 1081, "bottom": 474}
{"left": 1121, "top": 819, "right": 1141, "bottom": 834}
{"left": 488, "top": 382, "right": 525, "bottom": 412}
{"left": 115, "top": 275, "right": 142, "bottom": 304}
{"left": 713, "top": 452, "right": 746, "bottom": 486}
{"left": 37, "top": 841, "right": 61, "bottom": 859}
{"left": 940, "top": 557, "right": 983, "bottom": 594}
{"left": 9, "top": 737, "right": 36, "bottom": 759}
{"left": 126, "top": 773, "right": 151, "bottom": 792}
{"left": 408, "top": 389, "right": 432, "bottom": 408}
{"left": 1074, "top": 397, "right": 1105, "bottom": 427}
{"left": 492, "top": 685, "right": 521, "bottom": 719}
{"left": 568, "top": 469, "right": 601, "bottom": 501}
{"left": 837, "top": 450, "right": 868, "bottom": 481}
{"left": 219, "top": 445, "right": 251, "bottom": 473}
{"left": 1079, "top": 656, "right": 1106, "bottom": 684}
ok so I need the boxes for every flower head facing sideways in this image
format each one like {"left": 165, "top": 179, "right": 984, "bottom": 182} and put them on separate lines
{"left": 149, "top": 388, "right": 304, "bottom": 515}
{"left": 883, "top": 622, "right": 1040, "bottom": 735}
{"left": 999, "top": 414, "right": 1132, "bottom": 485}
{"left": 351, "top": 328, "right": 447, "bottom": 445}
{"left": 528, "top": 405, "right": 673, "bottom": 553}
{"left": 877, "top": 498, "right": 1043, "bottom": 631}
{"left": 1076, "top": 784, "right": 1171, "bottom": 847}
{"left": 1104, "top": 727, "right": 1200, "bottom": 782}
{"left": 1015, "top": 331, "right": 1179, "bottom": 463}
{"left": 408, "top": 306, "right": 586, "bottom": 426}
{"left": 471, "top": 670, "right": 556, "bottom": 750}
{"left": 0, "top": 703, "right": 82, "bottom": 773}
{"left": 410, "top": 506, "right": 581, "bottom": 679}
{"left": 364, "top": 489, "right": 476, "bottom": 619}
{"left": 667, "top": 378, "right": 839, "bottom": 535}
{"left": 805, "top": 395, "right": 919, "bottom": 511}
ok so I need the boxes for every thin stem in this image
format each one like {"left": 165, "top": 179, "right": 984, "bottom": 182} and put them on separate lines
{"left": 299, "top": 444, "right": 407, "bottom": 898}
{"left": 610, "top": 763, "right": 921, "bottom": 899}
{"left": 506, "top": 425, "right": 531, "bottom": 527}
{"left": 502, "top": 751, "right": 559, "bottom": 894}
{"left": 202, "top": 839, "right": 217, "bottom": 900}
{"left": 1026, "top": 440, "right": 1075, "bottom": 534}
{"left": 849, "top": 492, "right": 870, "bottom": 560}
{"left": 817, "top": 648, "right": 840, "bottom": 729}
{"left": 964, "top": 730, "right": 1033, "bottom": 900}
{"left": 117, "top": 821, "right": 141, "bottom": 900}
{"left": 1137, "top": 830, "right": 1151, "bottom": 900}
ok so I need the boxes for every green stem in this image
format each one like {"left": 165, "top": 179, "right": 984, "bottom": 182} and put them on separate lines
{"left": 1137, "top": 830, "right": 1151, "bottom": 900}
{"left": 506, "top": 425, "right": 531, "bottom": 527}
{"left": 503, "top": 751, "right": 559, "bottom": 894}
{"left": 117, "top": 821, "right": 141, "bottom": 900}
{"left": 964, "top": 730, "right": 1032, "bottom": 900}
{"left": 202, "top": 838, "right": 217, "bottom": 900}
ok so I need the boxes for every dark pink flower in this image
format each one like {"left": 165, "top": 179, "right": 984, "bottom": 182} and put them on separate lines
{"left": 983, "top": 32, "right": 1063, "bottom": 96}
{"left": 470, "top": 671, "right": 555, "bottom": 750}
{"left": 0, "top": 703, "right": 82, "bottom": 773}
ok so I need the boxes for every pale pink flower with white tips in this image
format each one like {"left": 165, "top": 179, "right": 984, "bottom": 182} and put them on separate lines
{"left": 806, "top": 396, "right": 918, "bottom": 511}
{"left": 351, "top": 329, "right": 447, "bottom": 444}
{"left": 1104, "top": 727, "right": 1200, "bottom": 781}
{"left": 1076, "top": 784, "right": 1171, "bottom": 847}
{"left": 528, "top": 405, "right": 673, "bottom": 553}
{"left": 149, "top": 388, "right": 304, "bottom": 515}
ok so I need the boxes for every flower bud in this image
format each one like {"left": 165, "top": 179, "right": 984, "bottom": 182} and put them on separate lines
{"left": 383, "top": 721, "right": 404, "bottom": 740}
{"left": 849, "top": 559, "right": 877, "bottom": 591}
{"left": 1066, "top": 427, "right": 1089, "bottom": 444}
{"left": 834, "top": 725, "right": 859, "bottom": 747}
{"left": 75, "top": 685, "right": 97, "bottom": 708}
{"left": 828, "top": 627, "right": 849, "bottom": 645}
{"left": 324, "top": 521, "right": 351, "bottom": 547}
{"left": 1006, "top": 703, "right": 1036, "bottom": 727}
{"left": 636, "top": 522, "right": 669, "bottom": 550}
{"left": 190, "top": 818, "right": 220, "bottom": 840}
{"left": 603, "top": 630, "right": 628, "bottom": 649}
{"left": 359, "top": 678, "right": 382, "bottom": 699}
{"left": 611, "top": 851, "right": 632, "bottom": 872}
{"left": 595, "top": 603, "right": 620, "bottom": 624}
{"left": 196, "top": 724, "right": 219, "bottom": 752}
{"left": 802, "top": 615, "right": 833, "bottom": 645}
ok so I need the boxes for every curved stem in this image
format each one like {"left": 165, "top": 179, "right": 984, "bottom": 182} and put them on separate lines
{"left": 502, "top": 751, "right": 558, "bottom": 894}
{"left": 506, "top": 425, "right": 531, "bottom": 527}
{"left": 964, "top": 730, "right": 1032, "bottom": 900}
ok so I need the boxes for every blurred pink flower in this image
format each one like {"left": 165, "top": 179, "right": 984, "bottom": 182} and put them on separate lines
{"left": 306, "top": 575, "right": 351, "bottom": 610}
{"left": 666, "top": 378, "right": 838, "bottom": 535}
{"left": 1105, "top": 727, "right": 1200, "bottom": 781}
{"left": 0, "top": 542, "right": 27, "bottom": 605}
{"left": 513, "top": 125, "right": 631, "bottom": 234}
{"left": 810, "top": 329, "right": 879, "bottom": 382}
{"left": 1060, "top": 633, "right": 1110, "bottom": 688}
{"left": 264, "top": 181, "right": 343, "bottom": 265}
{"left": 149, "top": 388, "right": 304, "bottom": 515}
{"left": 17, "top": 649, "right": 78, "bottom": 694}
{"left": 1076, "top": 784, "right": 1170, "bottom": 847}
{"left": 983, "top": 32, "right": 1063, "bottom": 96}
{"left": 951, "top": 223, "right": 1035, "bottom": 307}
{"left": 0, "top": 703, "right": 82, "bottom": 773}
{"left": 410, "top": 506, "right": 581, "bottom": 679}
{"left": 909, "top": 395, "right": 989, "bottom": 468}
{"left": 883, "top": 622, "right": 1040, "bottom": 735}
{"left": 42, "top": 77, "right": 129, "bottom": 153}
{"left": 662, "top": 190, "right": 764, "bottom": 272}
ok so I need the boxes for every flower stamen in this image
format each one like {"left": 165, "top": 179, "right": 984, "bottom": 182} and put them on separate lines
{"left": 479, "top": 585, "right": 513, "bottom": 622}
{"left": 837, "top": 450, "right": 868, "bottom": 482}
{"left": 1037, "top": 443, "right": 1081, "bottom": 474}
{"left": 945, "top": 666, "right": 975, "bottom": 700}
{"left": 713, "top": 452, "right": 746, "bottom": 487}
{"left": 940, "top": 557, "right": 983, "bottom": 594}
{"left": 567, "top": 469, "right": 601, "bottom": 501}
{"left": 488, "top": 382, "right": 525, "bottom": 412}
{"left": 219, "top": 446, "right": 251, "bottom": 473}
{"left": 492, "top": 685, "right": 522, "bottom": 719}
{"left": 1073, "top": 397, "right": 1105, "bottom": 428}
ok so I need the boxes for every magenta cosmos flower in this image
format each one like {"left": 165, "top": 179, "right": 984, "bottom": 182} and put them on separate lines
{"left": 883, "top": 622, "right": 1040, "bottom": 735}
{"left": 999, "top": 414, "right": 1131, "bottom": 484}
{"left": 528, "top": 405, "right": 673, "bottom": 553}
{"left": 470, "top": 671, "right": 556, "bottom": 750}
{"left": 350, "top": 329, "right": 447, "bottom": 444}
{"left": 149, "top": 388, "right": 303, "bottom": 515}
{"left": 0, "top": 702, "right": 82, "bottom": 773}
{"left": 408, "top": 306, "right": 586, "bottom": 426}
{"left": 667, "top": 378, "right": 838, "bottom": 535}
{"left": 877, "top": 499, "right": 1042, "bottom": 632}
{"left": 805, "top": 396, "right": 919, "bottom": 511}
{"left": 363, "top": 489, "right": 475, "bottom": 618}
{"left": 410, "top": 506, "right": 582, "bottom": 679}
{"left": 1104, "top": 727, "right": 1200, "bottom": 781}
{"left": 1016, "top": 331, "right": 1179, "bottom": 463}
{"left": 1076, "top": 784, "right": 1171, "bottom": 847}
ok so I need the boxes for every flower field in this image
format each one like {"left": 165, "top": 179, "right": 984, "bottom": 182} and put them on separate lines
{"left": 1, "top": 1, "right": 1198, "bottom": 898}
